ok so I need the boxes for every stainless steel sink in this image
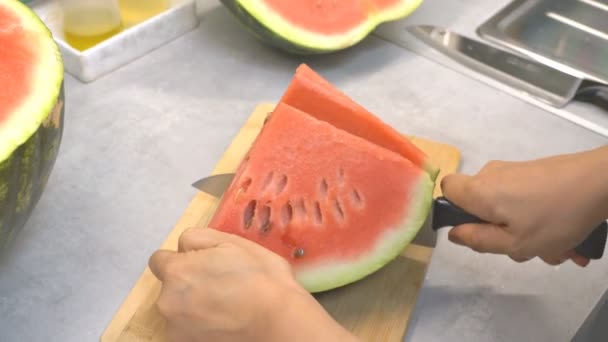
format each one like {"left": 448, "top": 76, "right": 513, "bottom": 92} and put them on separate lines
{"left": 478, "top": 0, "right": 608, "bottom": 84}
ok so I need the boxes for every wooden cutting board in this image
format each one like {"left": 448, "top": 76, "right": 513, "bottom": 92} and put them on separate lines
{"left": 100, "top": 103, "right": 461, "bottom": 342}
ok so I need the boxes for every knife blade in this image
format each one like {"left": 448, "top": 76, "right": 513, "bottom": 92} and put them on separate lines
{"left": 192, "top": 173, "right": 607, "bottom": 259}
{"left": 405, "top": 25, "right": 608, "bottom": 110}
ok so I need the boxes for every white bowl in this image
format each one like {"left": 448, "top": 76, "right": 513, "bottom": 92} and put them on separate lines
{"left": 29, "top": 0, "right": 200, "bottom": 83}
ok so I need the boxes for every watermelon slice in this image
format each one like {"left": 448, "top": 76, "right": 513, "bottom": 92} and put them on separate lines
{"left": 281, "top": 64, "right": 439, "bottom": 180}
{"left": 208, "top": 103, "right": 434, "bottom": 293}
{"left": 0, "top": 0, "right": 64, "bottom": 252}
{"left": 220, "top": 0, "right": 423, "bottom": 54}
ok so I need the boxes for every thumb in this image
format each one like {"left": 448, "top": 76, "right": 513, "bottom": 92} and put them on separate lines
{"left": 148, "top": 249, "right": 177, "bottom": 281}
{"left": 448, "top": 223, "right": 515, "bottom": 255}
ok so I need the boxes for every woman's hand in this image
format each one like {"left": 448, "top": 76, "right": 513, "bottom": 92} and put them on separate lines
{"left": 148, "top": 227, "right": 359, "bottom": 342}
{"left": 441, "top": 146, "right": 608, "bottom": 266}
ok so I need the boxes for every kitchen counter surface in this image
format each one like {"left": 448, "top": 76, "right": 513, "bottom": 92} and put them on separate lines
{"left": 0, "top": 1, "right": 607, "bottom": 341}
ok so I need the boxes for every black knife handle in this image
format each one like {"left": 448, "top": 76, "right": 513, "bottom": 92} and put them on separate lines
{"left": 432, "top": 196, "right": 607, "bottom": 260}
{"left": 432, "top": 196, "right": 484, "bottom": 229}
{"left": 575, "top": 79, "right": 608, "bottom": 111}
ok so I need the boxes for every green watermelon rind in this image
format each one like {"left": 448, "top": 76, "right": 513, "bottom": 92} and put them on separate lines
{"left": 222, "top": 0, "right": 424, "bottom": 54}
{"left": 296, "top": 172, "right": 435, "bottom": 293}
{"left": 0, "top": 0, "right": 64, "bottom": 164}
{"left": 0, "top": 85, "right": 64, "bottom": 252}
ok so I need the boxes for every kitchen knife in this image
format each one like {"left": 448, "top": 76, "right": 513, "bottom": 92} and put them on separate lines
{"left": 405, "top": 25, "right": 608, "bottom": 110}
{"left": 192, "top": 173, "right": 607, "bottom": 260}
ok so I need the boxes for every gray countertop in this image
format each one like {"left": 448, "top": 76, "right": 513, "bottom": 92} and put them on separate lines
{"left": 0, "top": 1, "right": 607, "bottom": 341}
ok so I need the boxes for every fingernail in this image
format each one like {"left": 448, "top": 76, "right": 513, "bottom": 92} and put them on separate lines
{"left": 449, "top": 234, "right": 465, "bottom": 246}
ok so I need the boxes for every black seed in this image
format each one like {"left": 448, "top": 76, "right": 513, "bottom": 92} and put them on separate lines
{"left": 319, "top": 178, "right": 328, "bottom": 197}
{"left": 258, "top": 205, "right": 271, "bottom": 231}
{"left": 352, "top": 189, "right": 362, "bottom": 204}
{"left": 281, "top": 202, "right": 293, "bottom": 227}
{"left": 334, "top": 199, "right": 344, "bottom": 220}
{"left": 293, "top": 248, "right": 305, "bottom": 258}
{"left": 260, "top": 221, "right": 272, "bottom": 234}
{"left": 276, "top": 174, "right": 288, "bottom": 194}
{"left": 243, "top": 200, "right": 256, "bottom": 229}
{"left": 314, "top": 201, "right": 323, "bottom": 224}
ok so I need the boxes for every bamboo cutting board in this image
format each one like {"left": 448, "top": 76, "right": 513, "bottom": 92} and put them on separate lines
{"left": 101, "top": 103, "right": 461, "bottom": 342}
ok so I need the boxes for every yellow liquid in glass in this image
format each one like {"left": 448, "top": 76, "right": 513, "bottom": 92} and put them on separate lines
{"left": 63, "top": 8, "right": 123, "bottom": 51}
{"left": 118, "top": 0, "right": 170, "bottom": 28}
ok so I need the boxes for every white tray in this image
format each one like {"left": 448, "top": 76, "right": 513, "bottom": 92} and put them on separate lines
{"left": 29, "top": 0, "right": 200, "bottom": 83}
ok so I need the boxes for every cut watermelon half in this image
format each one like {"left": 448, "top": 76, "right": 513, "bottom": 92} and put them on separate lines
{"left": 0, "top": 0, "right": 63, "bottom": 162}
{"left": 220, "top": 0, "right": 424, "bottom": 54}
{"left": 281, "top": 64, "right": 440, "bottom": 180}
{"left": 0, "top": 0, "right": 64, "bottom": 252}
{"left": 208, "top": 103, "right": 434, "bottom": 293}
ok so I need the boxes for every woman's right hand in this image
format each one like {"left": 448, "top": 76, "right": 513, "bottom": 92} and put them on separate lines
{"left": 440, "top": 146, "right": 608, "bottom": 266}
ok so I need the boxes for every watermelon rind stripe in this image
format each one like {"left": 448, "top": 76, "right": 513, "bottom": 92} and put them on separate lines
{"left": 296, "top": 171, "right": 435, "bottom": 293}
{"left": 0, "top": 0, "right": 64, "bottom": 163}
{"left": 229, "top": 0, "right": 424, "bottom": 54}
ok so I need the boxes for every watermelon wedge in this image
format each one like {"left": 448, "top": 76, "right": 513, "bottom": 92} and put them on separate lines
{"left": 220, "top": 0, "right": 423, "bottom": 54}
{"left": 0, "top": 0, "right": 64, "bottom": 252}
{"left": 208, "top": 102, "right": 434, "bottom": 293}
{"left": 281, "top": 64, "right": 440, "bottom": 180}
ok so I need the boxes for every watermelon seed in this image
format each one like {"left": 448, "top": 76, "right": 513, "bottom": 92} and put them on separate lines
{"left": 258, "top": 205, "right": 271, "bottom": 232}
{"left": 319, "top": 178, "right": 328, "bottom": 197}
{"left": 260, "top": 221, "right": 273, "bottom": 234}
{"left": 242, "top": 178, "right": 252, "bottom": 192}
{"left": 276, "top": 175, "right": 288, "bottom": 194}
{"left": 338, "top": 168, "right": 345, "bottom": 185}
{"left": 314, "top": 201, "right": 323, "bottom": 224}
{"left": 234, "top": 188, "right": 244, "bottom": 202}
{"left": 243, "top": 200, "right": 257, "bottom": 229}
{"left": 295, "top": 199, "right": 307, "bottom": 217}
{"left": 235, "top": 178, "right": 252, "bottom": 202}
{"left": 281, "top": 202, "right": 293, "bottom": 226}
{"left": 334, "top": 199, "right": 344, "bottom": 220}
{"left": 262, "top": 171, "right": 274, "bottom": 191}
{"left": 293, "top": 248, "right": 305, "bottom": 258}
{"left": 351, "top": 189, "right": 363, "bottom": 207}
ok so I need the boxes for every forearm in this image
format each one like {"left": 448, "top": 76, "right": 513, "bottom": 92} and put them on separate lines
{"left": 267, "top": 291, "right": 360, "bottom": 342}
{"left": 576, "top": 145, "right": 608, "bottom": 224}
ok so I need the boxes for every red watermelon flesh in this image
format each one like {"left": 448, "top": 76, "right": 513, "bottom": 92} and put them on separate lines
{"left": 260, "top": 0, "right": 370, "bottom": 34}
{"left": 208, "top": 102, "right": 434, "bottom": 293}
{"left": 0, "top": 5, "right": 37, "bottom": 124}
{"left": 243, "top": 0, "right": 420, "bottom": 34}
{"left": 280, "top": 64, "right": 439, "bottom": 180}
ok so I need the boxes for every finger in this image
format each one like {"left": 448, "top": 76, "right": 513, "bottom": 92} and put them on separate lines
{"left": 509, "top": 255, "right": 533, "bottom": 263}
{"left": 179, "top": 227, "right": 262, "bottom": 254}
{"left": 148, "top": 249, "right": 177, "bottom": 281}
{"left": 448, "top": 223, "right": 515, "bottom": 255}
{"left": 178, "top": 227, "right": 222, "bottom": 252}
{"left": 539, "top": 255, "right": 568, "bottom": 266}
{"left": 571, "top": 255, "right": 591, "bottom": 267}
{"left": 565, "top": 250, "right": 590, "bottom": 267}
{"left": 441, "top": 173, "right": 501, "bottom": 222}
{"left": 440, "top": 173, "right": 475, "bottom": 211}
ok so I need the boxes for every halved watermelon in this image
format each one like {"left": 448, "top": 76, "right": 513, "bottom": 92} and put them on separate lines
{"left": 281, "top": 64, "right": 439, "bottom": 180}
{"left": 208, "top": 102, "right": 434, "bottom": 293}
{"left": 220, "top": 0, "right": 423, "bottom": 54}
{"left": 0, "top": 0, "right": 64, "bottom": 252}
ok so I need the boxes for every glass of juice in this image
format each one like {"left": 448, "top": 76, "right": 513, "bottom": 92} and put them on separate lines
{"left": 118, "top": 0, "right": 170, "bottom": 28}
{"left": 59, "top": 0, "right": 123, "bottom": 51}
